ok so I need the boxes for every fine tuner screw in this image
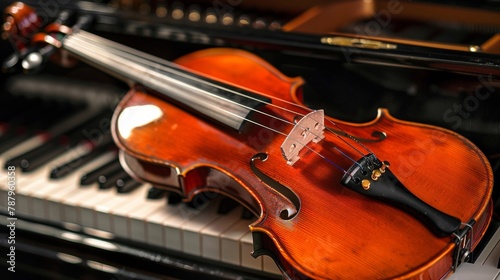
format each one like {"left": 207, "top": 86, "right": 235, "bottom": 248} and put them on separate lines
{"left": 361, "top": 161, "right": 390, "bottom": 191}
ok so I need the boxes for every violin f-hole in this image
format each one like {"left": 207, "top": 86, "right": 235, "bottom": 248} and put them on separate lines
{"left": 250, "top": 153, "right": 301, "bottom": 220}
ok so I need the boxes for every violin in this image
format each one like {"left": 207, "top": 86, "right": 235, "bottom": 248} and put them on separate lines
{"left": 3, "top": 3, "right": 493, "bottom": 279}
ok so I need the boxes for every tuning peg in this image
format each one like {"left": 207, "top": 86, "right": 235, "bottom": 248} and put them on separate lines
{"left": 22, "top": 50, "right": 45, "bottom": 72}
{"left": 2, "top": 51, "right": 23, "bottom": 73}
{"left": 1, "top": 46, "right": 42, "bottom": 74}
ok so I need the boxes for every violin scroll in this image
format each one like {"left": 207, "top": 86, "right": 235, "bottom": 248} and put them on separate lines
{"left": 2, "top": 2, "right": 41, "bottom": 44}
{"left": 1, "top": 3, "right": 87, "bottom": 73}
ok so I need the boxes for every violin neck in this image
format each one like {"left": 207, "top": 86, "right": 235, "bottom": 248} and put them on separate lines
{"left": 61, "top": 30, "right": 268, "bottom": 131}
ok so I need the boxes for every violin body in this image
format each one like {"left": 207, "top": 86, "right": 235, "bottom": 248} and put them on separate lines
{"left": 1, "top": 2, "right": 493, "bottom": 278}
{"left": 112, "top": 48, "right": 493, "bottom": 279}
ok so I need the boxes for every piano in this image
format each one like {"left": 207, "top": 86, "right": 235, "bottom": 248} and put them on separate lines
{"left": 0, "top": 1, "right": 499, "bottom": 279}
{"left": 0, "top": 75, "right": 283, "bottom": 278}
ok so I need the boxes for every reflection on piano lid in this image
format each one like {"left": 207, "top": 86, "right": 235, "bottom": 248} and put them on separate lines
{"left": 0, "top": 75, "right": 281, "bottom": 279}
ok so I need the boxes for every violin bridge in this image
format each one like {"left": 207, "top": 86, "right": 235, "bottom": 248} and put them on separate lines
{"left": 280, "top": 110, "right": 325, "bottom": 165}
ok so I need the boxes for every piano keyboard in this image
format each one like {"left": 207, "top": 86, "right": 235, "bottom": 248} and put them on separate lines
{"left": 0, "top": 80, "right": 281, "bottom": 279}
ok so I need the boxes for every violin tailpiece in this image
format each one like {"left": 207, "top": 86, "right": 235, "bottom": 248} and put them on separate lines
{"left": 341, "top": 153, "right": 462, "bottom": 236}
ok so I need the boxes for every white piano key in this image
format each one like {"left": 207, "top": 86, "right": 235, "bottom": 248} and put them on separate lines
{"left": 79, "top": 179, "right": 142, "bottom": 231}
{"left": 94, "top": 183, "right": 154, "bottom": 234}
{"left": 63, "top": 189, "right": 97, "bottom": 224}
{"left": 145, "top": 203, "right": 183, "bottom": 248}
{"left": 263, "top": 255, "right": 281, "bottom": 275}
{"left": 40, "top": 181, "right": 82, "bottom": 222}
{"left": 0, "top": 175, "right": 15, "bottom": 213}
{"left": 45, "top": 153, "right": 116, "bottom": 222}
{"left": 77, "top": 173, "right": 140, "bottom": 230}
{"left": 155, "top": 204, "right": 200, "bottom": 251}
{"left": 158, "top": 199, "right": 221, "bottom": 252}
{"left": 30, "top": 181, "right": 65, "bottom": 220}
{"left": 1, "top": 157, "right": 51, "bottom": 216}
{"left": 0, "top": 136, "right": 45, "bottom": 171}
{"left": 46, "top": 184, "right": 86, "bottom": 223}
{"left": 200, "top": 206, "right": 243, "bottom": 261}
{"left": 14, "top": 176, "right": 45, "bottom": 215}
{"left": 221, "top": 219, "right": 252, "bottom": 266}
{"left": 241, "top": 231, "right": 262, "bottom": 271}
{"left": 46, "top": 184, "right": 75, "bottom": 222}
{"left": 181, "top": 200, "right": 221, "bottom": 256}
{"left": 94, "top": 190, "right": 141, "bottom": 233}
{"left": 0, "top": 185, "right": 7, "bottom": 212}
{"left": 56, "top": 153, "right": 117, "bottom": 224}
{"left": 0, "top": 140, "right": 43, "bottom": 214}
{"left": 6, "top": 143, "right": 97, "bottom": 217}
{"left": 108, "top": 186, "right": 158, "bottom": 238}
{"left": 126, "top": 192, "right": 168, "bottom": 243}
{"left": 79, "top": 187, "right": 117, "bottom": 228}
{"left": 8, "top": 142, "right": 86, "bottom": 188}
{"left": 27, "top": 149, "right": 104, "bottom": 220}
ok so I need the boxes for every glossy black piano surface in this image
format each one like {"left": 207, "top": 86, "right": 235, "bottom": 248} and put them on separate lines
{"left": 0, "top": 1, "right": 500, "bottom": 279}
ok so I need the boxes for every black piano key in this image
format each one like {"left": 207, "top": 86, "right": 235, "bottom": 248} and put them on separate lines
{"left": 18, "top": 100, "right": 75, "bottom": 131}
{"left": 0, "top": 132, "right": 22, "bottom": 149}
{"left": 6, "top": 103, "right": 78, "bottom": 168}
{"left": 21, "top": 144, "right": 69, "bottom": 172}
{"left": 217, "top": 196, "right": 240, "bottom": 214}
{"left": 98, "top": 169, "right": 128, "bottom": 190}
{"left": 0, "top": 95, "right": 33, "bottom": 121}
{"left": 52, "top": 110, "right": 114, "bottom": 148}
{"left": 167, "top": 192, "right": 182, "bottom": 204}
{"left": 5, "top": 141, "right": 59, "bottom": 169}
{"left": 147, "top": 186, "right": 167, "bottom": 200}
{"left": 2, "top": 97, "right": 50, "bottom": 125}
{"left": 116, "top": 176, "right": 141, "bottom": 193}
{"left": 0, "top": 122, "right": 23, "bottom": 140}
{"left": 51, "top": 109, "right": 111, "bottom": 142}
{"left": 4, "top": 110, "right": 112, "bottom": 171}
{"left": 187, "top": 193, "right": 213, "bottom": 209}
{"left": 241, "top": 207, "right": 255, "bottom": 220}
{"left": 50, "top": 142, "right": 115, "bottom": 179}
{"left": 0, "top": 125, "right": 49, "bottom": 155}
{"left": 80, "top": 158, "right": 122, "bottom": 186}
{"left": 0, "top": 95, "right": 19, "bottom": 120}
{"left": 0, "top": 107, "right": 69, "bottom": 154}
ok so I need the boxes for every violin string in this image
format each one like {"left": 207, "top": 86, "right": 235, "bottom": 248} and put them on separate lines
{"left": 72, "top": 32, "right": 321, "bottom": 126}
{"left": 325, "top": 119, "right": 374, "bottom": 155}
{"left": 73, "top": 35, "right": 298, "bottom": 129}
{"left": 78, "top": 31, "right": 372, "bottom": 164}
{"left": 74, "top": 36, "right": 352, "bottom": 174}
{"left": 73, "top": 31, "right": 373, "bottom": 158}
{"left": 66, "top": 33, "right": 304, "bottom": 136}
{"left": 73, "top": 30, "right": 370, "bottom": 161}
{"left": 75, "top": 31, "right": 309, "bottom": 121}
{"left": 67, "top": 34, "right": 347, "bottom": 174}
{"left": 63, "top": 30, "right": 361, "bottom": 172}
{"left": 72, "top": 34, "right": 362, "bottom": 171}
{"left": 324, "top": 120, "right": 369, "bottom": 156}
{"left": 66, "top": 31, "right": 360, "bottom": 172}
